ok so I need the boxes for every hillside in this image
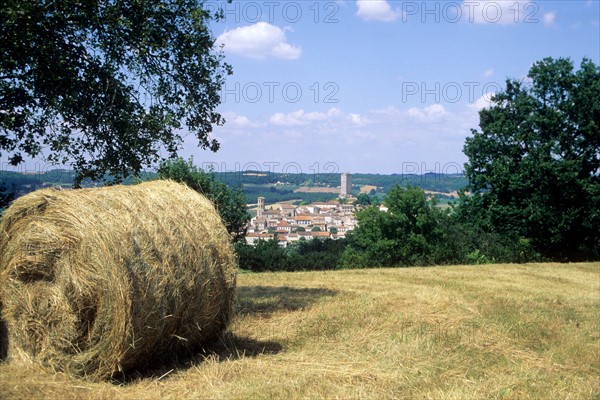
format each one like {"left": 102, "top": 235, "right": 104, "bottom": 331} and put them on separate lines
{"left": 1, "top": 263, "right": 598, "bottom": 399}
{"left": 1, "top": 169, "right": 468, "bottom": 207}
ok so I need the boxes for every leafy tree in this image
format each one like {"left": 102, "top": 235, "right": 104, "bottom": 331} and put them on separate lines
{"left": 329, "top": 226, "right": 338, "bottom": 235}
{"left": 354, "top": 193, "right": 372, "bottom": 206}
{"left": 311, "top": 226, "right": 322, "bottom": 232}
{"left": 1, "top": 0, "right": 231, "bottom": 186}
{"left": 235, "top": 238, "right": 287, "bottom": 272}
{"left": 0, "top": 181, "right": 15, "bottom": 216}
{"left": 158, "top": 157, "right": 249, "bottom": 242}
{"left": 287, "top": 238, "right": 348, "bottom": 271}
{"left": 461, "top": 57, "right": 599, "bottom": 261}
{"left": 341, "top": 185, "right": 445, "bottom": 268}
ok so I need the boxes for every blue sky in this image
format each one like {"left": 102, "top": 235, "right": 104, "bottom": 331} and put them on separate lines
{"left": 183, "top": 0, "right": 599, "bottom": 176}
{"left": 3, "top": 1, "right": 598, "bottom": 177}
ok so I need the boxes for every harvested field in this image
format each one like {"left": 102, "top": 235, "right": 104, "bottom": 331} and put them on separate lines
{"left": 0, "top": 263, "right": 598, "bottom": 399}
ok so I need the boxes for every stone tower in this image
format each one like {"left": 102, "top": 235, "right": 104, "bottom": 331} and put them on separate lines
{"left": 340, "top": 173, "right": 352, "bottom": 197}
{"left": 257, "top": 196, "right": 265, "bottom": 218}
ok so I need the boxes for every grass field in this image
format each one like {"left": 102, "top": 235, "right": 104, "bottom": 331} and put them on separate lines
{"left": 1, "top": 263, "right": 598, "bottom": 399}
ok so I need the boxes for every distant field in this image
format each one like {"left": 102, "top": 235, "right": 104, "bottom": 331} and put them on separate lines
{"left": 360, "top": 184, "right": 378, "bottom": 194}
{"left": 1, "top": 263, "right": 598, "bottom": 399}
{"left": 294, "top": 186, "right": 340, "bottom": 194}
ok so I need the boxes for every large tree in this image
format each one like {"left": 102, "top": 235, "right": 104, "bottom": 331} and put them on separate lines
{"left": 461, "top": 57, "right": 599, "bottom": 261}
{"left": 1, "top": 0, "right": 231, "bottom": 185}
{"left": 341, "top": 185, "right": 445, "bottom": 268}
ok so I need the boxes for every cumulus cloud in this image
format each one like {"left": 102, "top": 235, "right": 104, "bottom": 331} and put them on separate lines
{"left": 216, "top": 22, "right": 301, "bottom": 59}
{"left": 270, "top": 108, "right": 343, "bottom": 126}
{"left": 407, "top": 104, "right": 448, "bottom": 120}
{"left": 222, "top": 112, "right": 260, "bottom": 128}
{"left": 356, "top": 0, "right": 401, "bottom": 22}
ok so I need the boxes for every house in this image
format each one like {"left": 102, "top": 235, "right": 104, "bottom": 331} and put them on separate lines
{"left": 279, "top": 204, "right": 297, "bottom": 217}
{"left": 293, "top": 215, "right": 313, "bottom": 226}
{"left": 245, "top": 233, "right": 274, "bottom": 245}
{"left": 276, "top": 220, "right": 292, "bottom": 232}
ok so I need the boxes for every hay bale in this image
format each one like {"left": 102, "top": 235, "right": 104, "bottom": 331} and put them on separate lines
{"left": 0, "top": 180, "right": 236, "bottom": 380}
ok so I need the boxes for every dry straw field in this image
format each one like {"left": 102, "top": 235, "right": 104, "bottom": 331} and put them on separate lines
{"left": 1, "top": 262, "right": 598, "bottom": 399}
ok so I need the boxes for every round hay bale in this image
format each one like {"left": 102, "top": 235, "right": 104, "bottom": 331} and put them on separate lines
{"left": 0, "top": 180, "right": 236, "bottom": 380}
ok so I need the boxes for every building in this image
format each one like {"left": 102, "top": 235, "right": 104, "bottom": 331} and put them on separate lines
{"left": 257, "top": 196, "right": 265, "bottom": 217}
{"left": 341, "top": 173, "right": 352, "bottom": 197}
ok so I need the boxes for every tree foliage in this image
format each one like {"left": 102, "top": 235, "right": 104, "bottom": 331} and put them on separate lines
{"left": 341, "top": 185, "right": 445, "bottom": 267}
{"left": 157, "top": 157, "right": 249, "bottom": 242}
{"left": 461, "top": 57, "right": 600, "bottom": 261}
{"left": 235, "top": 238, "right": 348, "bottom": 272}
{"left": 1, "top": 0, "right": 231, "bottom": 185}
{"left": 235, "top": 238, "right": 288, "bottom": 272}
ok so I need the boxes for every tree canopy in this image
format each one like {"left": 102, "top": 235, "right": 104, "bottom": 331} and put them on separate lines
{"left": 461, "top": 57, "right": 599, "bottom": 261}
{"left": 341, "top": 185, "right": 445, "bottom": 268}
{"left": 1, "top": 0, "right": 231, "bottom": 185}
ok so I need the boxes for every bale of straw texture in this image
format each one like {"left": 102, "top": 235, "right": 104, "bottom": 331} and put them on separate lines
{"left": 0, "top": 180, "right": 236, "bottom": 380}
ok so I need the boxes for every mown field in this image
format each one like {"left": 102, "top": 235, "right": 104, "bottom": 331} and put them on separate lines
{"left": 1, "top": 263, "right": 598, "bottom": 399}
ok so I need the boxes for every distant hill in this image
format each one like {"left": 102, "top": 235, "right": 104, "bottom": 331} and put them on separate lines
{"left": 1, "top": 169, "right": 468, "bottom": 206}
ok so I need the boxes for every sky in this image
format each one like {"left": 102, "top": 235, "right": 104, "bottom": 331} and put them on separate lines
{"left": 183, "top": 0, "right": 599, "bottom": 176}
{"left": 3, "top": 1, "right": 599, "bottom": 177}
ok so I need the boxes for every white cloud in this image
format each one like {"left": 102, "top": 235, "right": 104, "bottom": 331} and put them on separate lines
{"left": 469, "top": 93, "right": 496, "bottom": 110}
{"left": 483, "top": 68, "right": 495, "bottom": 78}
{"left": 216, "top": 22, "right": 301, "bottom": 60}
{"left": 543, "top": 11, "right": 556, "bottom": 26}
{"left": 407, "top": 104, "right": 448, "bottom": 120}
{"left": 270, "top": 108, "right": 343, "bottom": 126}
{"left": 222, "top": 112, "right": 260, "bottom": 128}
{"left": 356, "top": 0, "right": 401, "bottom": 22}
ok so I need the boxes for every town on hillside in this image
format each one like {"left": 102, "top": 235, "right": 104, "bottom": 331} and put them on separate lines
{"left": 245, "top": 173, "right": 386, "bottom": 247}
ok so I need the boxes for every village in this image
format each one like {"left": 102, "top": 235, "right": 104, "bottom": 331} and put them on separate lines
{"left": 245, "top": 173, "right": 384, "bottom": 247}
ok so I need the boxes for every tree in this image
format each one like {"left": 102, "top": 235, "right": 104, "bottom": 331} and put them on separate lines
{"left": 1, "top": 1, "right": 231, "bottom": 186}
{"left": 0, "top": 181, "right": 15, "bottom": 216}
{"left": 461, "top": 57, "right": 599, "bottom": 261}
{"left": 235, "top": 238, "right": 287, "bottom": 272}
{"left": 341, "top": 185, "right": 444, "bottom": 268}
{"left": 158, "top": 157, "right": 249, "bottom": 242}
{"left": 354, "top": 193, "right": 372, "bottom": 206}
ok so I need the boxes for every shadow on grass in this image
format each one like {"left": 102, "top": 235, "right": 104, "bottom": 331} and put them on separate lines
{"left": 236, "top": 286, "right": 339, "bottom": 315}
{"left": 113, "top": 332, "right": 283, "bottom": 384}
{"left": 115, "top": 286, "right": 339, "bottom": 384}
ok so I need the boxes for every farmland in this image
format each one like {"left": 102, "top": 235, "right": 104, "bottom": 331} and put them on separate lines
{"left": 1, "top": 262, "right": 598, "bottom": 399}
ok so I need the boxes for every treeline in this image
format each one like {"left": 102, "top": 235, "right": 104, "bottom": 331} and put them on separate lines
{"left": 243, "top": 184, "right": 338, "bottom": 204}
{"left": 0, "top": 167, "right": 465, "bottom": 211}
{"left": 236, "top": 237, "right": 348, "bottom": 272}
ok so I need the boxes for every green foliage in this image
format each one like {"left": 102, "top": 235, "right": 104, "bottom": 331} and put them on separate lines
{"left": 462, "top": 57, "right": 600, "bottom": 261}
{"left": 1, "top": 0, "right": 231, "bottom": 185}
{"left": 158, "top": 157, "right": 249, "bottom": 242}
{"left": 341, "top": 185, "right": 445, "bottom": 267}
{"left": 0, "top": 181, "right": 15, "bottom": 214}
{"left": 287, "top": 239, "right": 347, "bottom": 271}
{"left": 354, "top": 193, "right": 372, "bottom": 206}
{"left": 235, "top": 238, "right": 348, "bottom": 272}
{"left": 235, "top": 238, "right": 287, "bottom": 272}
